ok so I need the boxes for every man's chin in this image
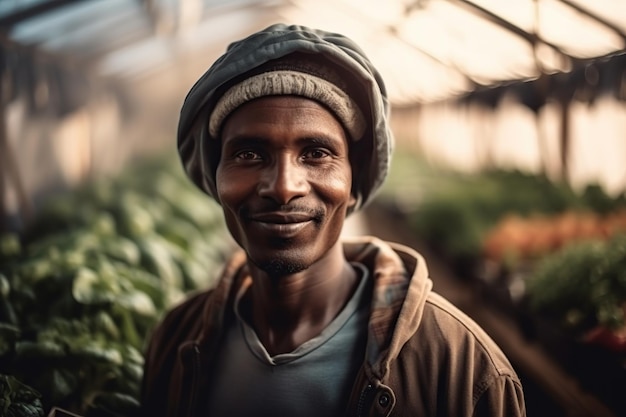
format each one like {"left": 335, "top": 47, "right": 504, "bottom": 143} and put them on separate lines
{"left": 252, "top": 256, "right": 309, "bottom": 276}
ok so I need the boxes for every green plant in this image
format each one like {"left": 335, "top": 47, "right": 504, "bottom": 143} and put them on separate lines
{"left": 0, "top": 155, "right": 231, "bottom": 416}
{"left": 526, "top": 233, "right": 626, "bottom": 332}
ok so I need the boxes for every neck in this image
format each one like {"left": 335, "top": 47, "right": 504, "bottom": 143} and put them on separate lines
{"left": 243, "top": 243, "right": 358, "bottom": 355}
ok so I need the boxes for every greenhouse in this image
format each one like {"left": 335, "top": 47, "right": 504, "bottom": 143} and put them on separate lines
{"left": 1, "top": 1, "right": 625, "bottom": 416}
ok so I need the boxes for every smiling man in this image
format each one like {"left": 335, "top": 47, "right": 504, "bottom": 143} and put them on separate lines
{"left": 140, "top": 24, "right": 526, "bottom": 417}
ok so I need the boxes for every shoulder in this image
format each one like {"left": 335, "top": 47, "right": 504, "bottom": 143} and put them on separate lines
{"left": 150, "top": 289, "right": 214, "bottom": 344}
{"left": 140, "top": 289, "right": 215, "bottom": 414}
{"left": 143, "top": 289, "right": 215, "bottom": 372}
{"left": 393, "top": 290, "right": 521, "bottom": 395}
{"left": 419, "top": 291, "right": 518, "bottom": 379}
{"left": 391, "top": 292, "right": 525, "bottom": 415}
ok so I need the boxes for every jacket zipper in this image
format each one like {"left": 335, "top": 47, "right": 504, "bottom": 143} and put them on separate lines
{"left": 356, "top": 383, "right": 374, "bottom": 417}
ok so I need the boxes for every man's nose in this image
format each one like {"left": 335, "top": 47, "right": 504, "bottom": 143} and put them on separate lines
{"left": 257, "top": 157, "right": 309, "bottom": 204}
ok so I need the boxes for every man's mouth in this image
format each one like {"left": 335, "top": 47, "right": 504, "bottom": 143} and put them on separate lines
{"left": 250, "top": 212, "right": 313, "bottom": 224}
{"left": 248, "top": 211, "right": 316, "bottom": 236}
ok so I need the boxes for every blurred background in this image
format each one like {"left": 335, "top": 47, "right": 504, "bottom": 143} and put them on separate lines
{"left": 0, "top": 1, "right": 625, "bottom": 416}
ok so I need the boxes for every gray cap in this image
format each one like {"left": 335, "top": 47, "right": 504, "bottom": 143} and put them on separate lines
{"left": 177, "top": 23, "right": 394, "bottom": 212}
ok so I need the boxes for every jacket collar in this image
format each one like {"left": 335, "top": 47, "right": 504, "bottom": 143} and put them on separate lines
{"left": 342, "top": 236, "right": 432, "bottom": 380}
{"left": 196, "top": 236, "right": 432, "bottom": 381}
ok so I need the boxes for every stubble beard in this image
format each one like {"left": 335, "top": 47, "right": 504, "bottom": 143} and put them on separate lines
{"left": 242, "top": 205, "right": 326, "bottom": 276}
{"left": 254, "top": 256, "right": 309, "bottom": 276}
{"left": 250, "top": 235, "right": 310, "bottom": 276}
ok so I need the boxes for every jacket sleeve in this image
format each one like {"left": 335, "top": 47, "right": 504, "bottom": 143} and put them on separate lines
{"left": 473, "top": 374, "right": 526, "bottom": 417}
{"left": 139, "top": 291, "right": 210, "bottom": 417}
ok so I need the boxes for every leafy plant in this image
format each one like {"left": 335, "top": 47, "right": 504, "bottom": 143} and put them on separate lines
{"left": 405, "top": 169, "right": 580, "bottom": 267}
{"left": 0, "top": 155, "right": 232, "bottom": 416}
{"left": 0, "top": 374, "right": 44, "bottom": 417}
{"left": 526, "top": 233, "right": 626, "bottom": 332}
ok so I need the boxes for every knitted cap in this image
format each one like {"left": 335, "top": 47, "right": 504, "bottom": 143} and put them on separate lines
{"left": 209, "top": 60, "right": 366, "bottom": 140}
{"left": 178, "top": 23, "right": 394, "bottom": 212}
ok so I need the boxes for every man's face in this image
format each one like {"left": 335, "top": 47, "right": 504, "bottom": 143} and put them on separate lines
{"left": 216, "top": 96, "right": 356, "bottom": 276}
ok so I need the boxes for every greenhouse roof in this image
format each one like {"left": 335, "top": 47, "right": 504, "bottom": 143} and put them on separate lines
{"left": 1, "top": 0, "right": 625, "bottom": 105}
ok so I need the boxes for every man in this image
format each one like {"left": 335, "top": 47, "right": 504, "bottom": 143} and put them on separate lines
{"left": 140, "top": 23, "right": 526, "bottom": 417}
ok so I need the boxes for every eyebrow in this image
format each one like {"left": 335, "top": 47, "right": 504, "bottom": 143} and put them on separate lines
{"left": 297, "top": 135, "right": 344, "bottom": 149}
{"left": 222, "top": 134, "right": 345, "bottom": 150}
{"left": 221, "top": 135, "right": 267, "bottom": 149}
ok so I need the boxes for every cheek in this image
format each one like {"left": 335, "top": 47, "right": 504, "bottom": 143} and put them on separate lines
{"left": 215, "top": 171, "right": 246, "bottom": 243}
{"left": 215, "top": 171, "right": 247, "bottom": 239}
{"left": 320, "top": 166, "right": 353, "bottom": 204}
{"left": 222, "top": 210, "right": 243, "bottom": 245}
{"left": 216, "top": 166, "right": 244, "bottom": 204}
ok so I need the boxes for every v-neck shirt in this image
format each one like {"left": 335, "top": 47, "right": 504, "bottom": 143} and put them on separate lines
{"left": 205, "top": 263, "right": 370, "bottom": 417}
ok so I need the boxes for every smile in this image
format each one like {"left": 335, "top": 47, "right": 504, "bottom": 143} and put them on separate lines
{"left": 253, "top": 220, "right": 311, "bottom": 235}
{"left": 248, "top": 212, "right": 315, "bottom": 236}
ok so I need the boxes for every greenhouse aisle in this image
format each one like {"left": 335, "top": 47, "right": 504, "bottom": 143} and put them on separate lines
{"left": 360, "top": 203, "right": 619, "bottom": 417}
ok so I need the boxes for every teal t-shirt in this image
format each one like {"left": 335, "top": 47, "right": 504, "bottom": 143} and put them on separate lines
{"left": 206, "top": 263, "right": 370, "bottom": 417}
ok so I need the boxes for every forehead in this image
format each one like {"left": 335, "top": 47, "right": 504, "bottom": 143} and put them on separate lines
{"left": 220, "top": 96, "right": 348, "bottom": 145}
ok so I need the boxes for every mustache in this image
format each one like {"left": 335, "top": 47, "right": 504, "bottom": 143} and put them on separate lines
{"left": 240, "top": 204, "right": 325, "bottom": 222}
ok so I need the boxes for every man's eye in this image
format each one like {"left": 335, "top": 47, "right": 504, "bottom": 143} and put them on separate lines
{"left": 304, "top": 149, "right": 330, "bottom": 159}
{"left": 236, "top": 151, "right": 261, "bottom": 160}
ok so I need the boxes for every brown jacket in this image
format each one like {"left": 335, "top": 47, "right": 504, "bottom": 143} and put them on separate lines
{"left": 140, "top": 236, "right": 526, "bottom": 417}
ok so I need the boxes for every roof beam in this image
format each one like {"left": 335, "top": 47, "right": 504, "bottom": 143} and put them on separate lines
{"left": 558, "top": 0, "right": 626, "bottom": 44}
{"left": 0, "top": 0, "right": 90, "bottom": 30}
{"left": 442, "top": 0, "right": 573, "bottom": 61}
